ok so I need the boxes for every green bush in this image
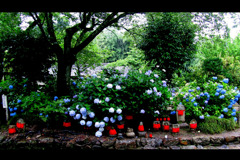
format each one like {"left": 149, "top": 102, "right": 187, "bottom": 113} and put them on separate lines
{"left": 202, "top": 57, "right": 223, "bottom": 76}
{"left": 198, "top": 116, "right": 236, "bottom": 134}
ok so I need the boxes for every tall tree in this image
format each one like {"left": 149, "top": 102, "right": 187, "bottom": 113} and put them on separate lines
{"left": 24, "top": 12, "right": 133, "bottom": 96}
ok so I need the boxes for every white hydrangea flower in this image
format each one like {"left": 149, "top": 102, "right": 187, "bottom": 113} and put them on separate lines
{"left": 75, "top": 113, "right": 81, "bottom": 120}
{"left": 99, "top": 121, "right": 105, "bottom": 128}
{"left": 140, "top": 109, "right": 145, "bottom": 114}
{"left": 116, "top": 85, "right": 121, "bottom": 90}
{"left": 116, "top": 108, "right": 122, "bottom": 114}
{"left": 99, "top": 127, "right": 104, "bottom": 132}
{"left": 95, "top": 122, "right": 100, "bottom": 128}
{"left": 86, "top": 121, "right": 92, "bottom": 127}
{"left": 95, "top": 131, "right": 102, "bottom": 137}
{"left": 105, "top": 97, "right": 110, "bottom": 102}
{"left": 107, "top": 83, "right": 113, "bottom": 89}
{"left": 109, "top": 107, "right": 114, "bottom": 113}
{"left": 94, "top": 98, "right": 100, "bottom": 104}
{"left": 80, "top": 120, "right": 85, "bottom": 125}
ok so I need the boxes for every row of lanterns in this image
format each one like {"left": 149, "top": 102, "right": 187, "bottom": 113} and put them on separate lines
{"left": 8, "top": 118, "right": 25, "bottom": 134}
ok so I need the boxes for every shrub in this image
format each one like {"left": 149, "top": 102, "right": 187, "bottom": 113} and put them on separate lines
{"left": 173, "top": 76, "right": 239, "bottom": 122}
{"left": 198, "top": 116, "right": 236, "bottom": 134}
{"left": 202, "top": 57, "right": 223, "bottom": 76}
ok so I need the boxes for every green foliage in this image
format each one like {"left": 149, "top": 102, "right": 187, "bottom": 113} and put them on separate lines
{"left": 138, "top": 12, "right": 197, "bottom": 83}
{"left": 202, "top": 57, "right": 223, "bottom": 76}
{"left": 198, "top": 116, "right": 236, "bottom": 134}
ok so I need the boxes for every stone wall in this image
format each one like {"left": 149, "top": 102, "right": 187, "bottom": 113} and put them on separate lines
{"left": 1, "top": 132, "right": 240, "bottom": 150}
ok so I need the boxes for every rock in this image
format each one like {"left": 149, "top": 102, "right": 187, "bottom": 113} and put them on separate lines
{"left": 138, "top": 131, "right": 146, "bottom": 137}
{"left": 102, "top": 138, "right": 116, "bottom": 148}
{"left": 115, "top": 139, "right": 136, "bottom": 150}
{"left": 180, "top": 145, "right": 197, "bottom": 149}
{"left": 225, "top": 136, "right": 236, "bottom": 143}
{"left": 126, "top": 128, "right": 135, "bottom": 138}
{"left": 170, "top": 146, "right": 181, "bottom": 150}
{"left": 0, "top": 135, "right": 6, "bottom": 143}
{"left": 192, "top": 136, "right": 210, "bottom": 145}
{"left": 140, "top": 138, "right": 147, "bottom": 146}
{"left": 210, "top": 136, "right": 224, "bottom": 145}
{"left": 75, "top": 134, "right": 88, "bottom": 145}
{"left": 163, "top": 138, "right": 179, "bottom": 147}
{"left": 39, "top": 137, "right": 54, "bottom": 143}
{"left": 196, "top": 145, "right": 204, "bottom": 149}
{"left": 155, "top": 138, "right": 163, "bottom": 147}
{"left": 179, "top": 137, "right": 191, "bottom": 145}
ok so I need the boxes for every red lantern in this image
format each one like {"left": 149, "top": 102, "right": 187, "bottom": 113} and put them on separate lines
{"left": 125, "top": 115, "right": 133, "bottom": 120}
{"left": 162, "top": 121, "right": 170, "bottom": 131}
{"left": 190, "top": 123, "right": 197, "bottom": 129}
{"left": 63, "top": 122, "right": 71, "bottom": 127}
{"left": 163, "top": 118, "right": 166, "bottom": 121}
{"left": 138, "top": 122, "right": 144, "bottom": 132}
{"left": 109, "top": 128, "right": 117, "bottom": 136}
{"left": 117, "top": 124, "right": 124, "bottom": 130}
{"left": 177, "top": 110, "right": 184, "bottom": 116}
{"left": 190, "top": 119, "right": 197, "bottom": 130}
{"left": 16, "top": 119, "right": 25, "bottom": 129}
{"left": 8, "top": 125, "right": 16, "bottom": 134}
{"left": 153, "top": 121, "right": 161, "bottom": 131}
{"left": 167, "top": 117, "right": 170, "bottom": 121}
{"left": 172, "top": 124, "right": 180, "bottom": 133}
{"left": 159, "top": 118, "right": 162, "bottom": 121}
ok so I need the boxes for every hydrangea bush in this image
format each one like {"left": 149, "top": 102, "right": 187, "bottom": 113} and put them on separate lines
{"left": 173, "top": 77, "right": 239, "bottom": 122}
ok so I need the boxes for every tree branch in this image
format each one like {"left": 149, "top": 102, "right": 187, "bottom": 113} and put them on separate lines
{"left": 73, "top": 12, "right": 130, "bottom": 55}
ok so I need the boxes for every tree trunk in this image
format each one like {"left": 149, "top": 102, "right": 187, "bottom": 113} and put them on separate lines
{"left": 56, "top": 55, "right": 72, "bottom": 97}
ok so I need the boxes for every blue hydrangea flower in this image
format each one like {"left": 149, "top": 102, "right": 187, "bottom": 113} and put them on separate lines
{"left": 99, "top": 121, "right": 105, "bottom": 128}
{"left": 156, "top": 92, "right": 162, "bottom": 97}
{"left": 39, "top": 113, "right": 43, "bottom": 116}
{"left": 212, "top": 77, "right": 217, "bottom": 80}
{"left": 216, "top": 88, "right": 222, "bottom": 92}
{"left": 163, "top": 84, "right": 167, "bottom": 87}
{"left": 9, "top": 108, "right": 13, "bottom": 112}
{"left": 221, "top": 89, "right": 226, "bottom": 94}
{"left": 215, "top": 92, "right": 220, "bottom": 96}
{"left": 10, "top": 112, "right": 16, "bottom": 117}
{"left": 13, "top": 107, "right": 17, "bottom": 111}
{"left": 232, "top": 108, "right": 236, "bottom": 112}
{"left": 219, "top": 95, "right": 225, "bottom": 99}
{"left": 223, "top": 78, "right": 229, "bottom": 84}
{"left": 80, "top": 107, "right": 87, "bottom": 114}
{"left": 72, "top": 81, "right": 76, "bottom": 85}
{"left": 231, "top": 112, "right": 236, "bottom": 116}
{"left": 103, "top": 117, "right": 109, "bottom": 122}
{"left": 73, "top": 95, "right": 77, "bottom": 99}
{"left": 220, "top": 114, "right": 224, "bottom": 118}
{"left": 194, "top": 103, "right": 198, "bottom": 106}
{"left": 170, "top": 111, "right": 176, "bottom": 115}
{"left": 234, "top": 117, "right": 237, "bottom": 122}
{"left": 94, "top": 98, "right": 100, "bottom": 104}
{"left": 17, "top": 99, "right": 21, "bottom": 103}
{"left": 228, "top": 105, "right": 232, "bottom": 109}
{"left": 199, "top": 115, "right": 204, "bottom": 119}
{"left": 196, "top": 95, "right": 200, "bottom": 99}
{"left": 204, "top": 100, "right": 208, "bottom": 104}
{"left": 9, "top": 85, "right": 13, "bottom": 89}
{"left": 146, "top": 89, "right": 152, "bottom": 95}
{"left": 117, "top": 115, "right": 123, "bottom": 121}
{"left": 86, "top": 121, "right": 92, "bottom": 127}
{"left": 223, "top": 108, "right": 228, "bottom": 112}
{"left": 105, "top": 97, "right": 110, "bottom": 102}
{"left": 196, "top": 86, "right": 200, "bottom": 90}
{"left": 89, "top": 112, "right": 95, "bottom": 118}
{"left": 54, "top": 96, "right": 58, "bottom": 101}
{"left": 186, "top": 98, "right": 189, "bottom": 102}
{"left": 200, "top": 92, "right": 204, "bottom": 96}
{"left": 204, "top": 92, "right": 209, "bottom": 96}
{"left": 69, "top": 110, "right": 76, "bottom": 117}
{"left": 218, "top": 84, "right": 223, "bottom": 88}
{"left": 75, "top": 114, "right": 81, "bottom": 119}
{"left": 64, "top": 98, "right": 70, "bottom": 103}
{"left": 110, "top": 117, "right": 115, "bottom": 123}
{"left": 191, "top": 98, "right": 196, "bottom": 102}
